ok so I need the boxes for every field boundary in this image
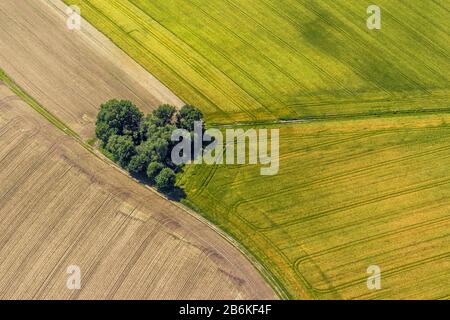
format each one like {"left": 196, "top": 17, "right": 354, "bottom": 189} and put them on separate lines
{"left": 0, "top": 67, "right": 284, "bottom": 299}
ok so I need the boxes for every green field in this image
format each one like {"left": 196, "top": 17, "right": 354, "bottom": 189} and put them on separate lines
{"left": 180, "top": 115, "right": 450, "bottom": 299}
{"left": 68, "top": 0, "right": 450, "bottom": 299}
{"left": 66, "top": 0, "right": 450, "bottom": 123}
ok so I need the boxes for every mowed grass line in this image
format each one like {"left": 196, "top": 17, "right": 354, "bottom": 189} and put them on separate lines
{"left": 179, "top": 116, "right": 450, "bottom": 299}
{"left": 65, "top": 0, "right": 450, "bottom": 123}
{"left": 0, "top": 69, "right": 80, "bottom": 140}
{"left": 0, "top": 68, "right": 108, "bottom": 163}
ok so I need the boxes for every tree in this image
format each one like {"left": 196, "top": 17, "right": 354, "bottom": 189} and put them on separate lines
{"left": 177, "top": 105, "right": 203, "bottom": 131}
{"left": 140, "top": 115, "right": 177, "bottom": 142}
{"left": 155, "top": 167, "right": 176, "bottom": 191}
{"left": 146, "top": 161, "right": 165, "bottom": 183}
{"left": 137, "top": 138, "right": 170, "bottom": 163}
{"left": 95, "top": 98, "right": 204, "bottom": 197}
{"left": 106, "top": 135, "right": 136, "bottom": 167}
{"left": 152, "top": 138, "right": 170, "bottom": 162}
{"left": 95, "top": 99, "right": 143, "bottom": 144}
{"left": 152, "top": 104, "right": 176, "bottom": 126}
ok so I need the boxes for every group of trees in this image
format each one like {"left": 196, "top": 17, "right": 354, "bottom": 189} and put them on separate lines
{"left": 95, "top": 99, "right": 203, "bottom": 194}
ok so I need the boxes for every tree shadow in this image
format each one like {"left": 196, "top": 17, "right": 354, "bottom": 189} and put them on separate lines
{"left": 130, "top": 171, "right": 186, "bottom": 201}
{"left": 166, "top": 186, "right": 186, "bottom": 201}
{"left": 130, "top": 171, "right": 151, "bottom": 185}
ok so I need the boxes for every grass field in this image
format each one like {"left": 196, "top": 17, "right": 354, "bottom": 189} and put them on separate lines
{"left": 180, "top": 115, "right": 450, "bottom": 299}
{"left": 65, "top": 0, "right": 450, "bottom": 123}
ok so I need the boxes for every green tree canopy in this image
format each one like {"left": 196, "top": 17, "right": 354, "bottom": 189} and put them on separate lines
{"left": 127, "top": 152, "right": 149, "bottom": 175}
{"left": 95, "top": 99, "right": 204, "bottom": 197}
{"left": 147, "top": 161, "right": 165, "bottom": 183}
{"left": 152, "top": 104, "right": 177, "bottom": 126}
{"left": 95, "top": 99, "right": 143, "bottom": 144}
{"left": 155, "top": 167, "right": 176, "bottom": 191}
{"left": 140, "top": 119, "right": 176, "bottom": 144}
{"left": 106, "top": 135, "right": 136, "bottom": 167}
{"left": 177, "top": 105, "right": 203, "bottom": 131}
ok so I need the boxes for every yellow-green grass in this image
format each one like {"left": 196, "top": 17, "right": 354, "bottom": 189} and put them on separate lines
{"left": 65, "top": 0, "right": 450, "bottom": 124}
{"left": 179, "top": 114, "right": 450, "bottom": 299}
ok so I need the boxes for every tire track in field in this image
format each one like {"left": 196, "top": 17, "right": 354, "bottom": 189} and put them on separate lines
{"left": 326, "top": 1, "right": 449, "bottom": 85}
{"left": 183, "top": 0, "right": 307, "bottom": 113}
{"left": 280, "top": 195, "right": 449, "bottom": 251}
{"left": 0, "top": 165, "right": 77, "bottom": 296}
{"left": 230, "top": 141, "right": 450, "bottom": 226}
{"left": 301, "top": 1, "right": 428, "bottom": 94}
{"left": 69, "top": 203, "right": 138, "bottom": 300}
{"left": 31, "top": 193, "right": 115, "bottom": 299}
{"left": 302, "top": 248, "right": 450, "bottom": 294}
{"left": 225, "top": 130, "right": 387, "bottom": 189}
{"left": 225, "top": 0, "right": 354, "bottom": 97}
{"left": 146, "top": 0, "right": 287, "bottom": 117}
{"left": 240, "top": 175, "right": 450, "bottom": 231}
{"left": 298, "top": 250, "right": 450, "bottom": 294}
{"left": 294, "top": 213, "right": 450, "bottom": 267}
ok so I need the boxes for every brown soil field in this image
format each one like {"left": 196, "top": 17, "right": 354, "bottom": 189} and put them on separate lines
{"left": 0, "top": 82, "right": 275, "bottom": 299}
{"left": 0, "top": 0, "right": 277, "bottom": 299}
{"left": 0, "top": 0, "right": 183, "bottom": 140}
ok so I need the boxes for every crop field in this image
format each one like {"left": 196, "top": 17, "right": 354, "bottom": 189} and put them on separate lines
{"left": 0, "top": 82, "right": 275, "bottom": 299}
{"left": 1, "top": 0, "right": 448, "bottom": 301}
{"left": 65, "top": 0, "right": 450, "bottom": 299}
{"left": 180, "top": 116, "right": 450, "bottom": 299}
{"left": 65, "top": 0, "right": 450, "bottom": 123}
{"left": 0, "top": 0, "right": 275, "bottom": 300}
{"left": 0, "top": 0, "right": 182, "bottom": 140}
